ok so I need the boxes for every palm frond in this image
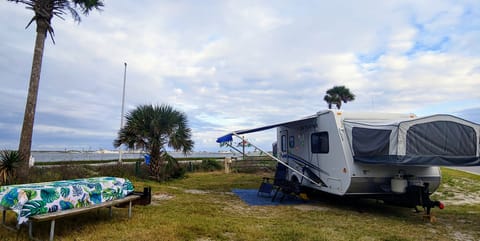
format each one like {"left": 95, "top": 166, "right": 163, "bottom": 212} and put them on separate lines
{"left": 324, "top": 85, "right": 355, "bottom": 109}
{"left": 9, "top": 0, "right": 104, "bottom": 43}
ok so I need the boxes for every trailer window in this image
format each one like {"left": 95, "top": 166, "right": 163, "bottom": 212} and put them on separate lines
{"left": 281, "top": 135, "right": 287, "bottom": 152}
{"left": 311, "top": 132, "right": 329, "bottom": 153}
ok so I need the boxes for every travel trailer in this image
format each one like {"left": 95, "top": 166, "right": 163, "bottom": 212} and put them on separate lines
{"left": 217, "top": 110, "right": 480, "bottom": 213}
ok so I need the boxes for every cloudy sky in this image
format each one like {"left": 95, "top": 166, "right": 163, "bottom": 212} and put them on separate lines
{"left": 0, "top": 0, "right": 479, "bottom": 152}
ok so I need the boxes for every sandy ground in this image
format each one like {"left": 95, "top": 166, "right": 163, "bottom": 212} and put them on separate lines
{"left": 445, "top": 167, "right": 480, "bottom": 206}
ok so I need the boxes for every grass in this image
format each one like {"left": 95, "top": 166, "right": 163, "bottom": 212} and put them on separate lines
{"left": 0, "top": 169, "right": 479, "bottom": 240}
{"left": 431, "top": 167, "right": 480, "bottom": 211}
{"left": 432, "top": 168, "right": 480, "bottom": 200}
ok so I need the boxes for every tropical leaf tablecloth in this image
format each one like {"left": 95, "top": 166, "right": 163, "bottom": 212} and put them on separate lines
{"left": 0, "top": 177, "right": 134, "bottom": 224}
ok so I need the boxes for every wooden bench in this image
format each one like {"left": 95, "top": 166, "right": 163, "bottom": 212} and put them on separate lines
{"left": 26, "top": 194, "right": 141, "bottom": 241}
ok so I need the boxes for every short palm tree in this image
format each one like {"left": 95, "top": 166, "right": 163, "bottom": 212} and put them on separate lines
{"left": 324, "top": 85, "right": 355, "bottom": 109}
{"left": 0, "top": 150, "right": 22, "bottom": 185}
{"left": 114, "top": 104, "right": 194, "bottom": 181}
{"left": 9, "top": 0, "right": 104, "bottom": 173}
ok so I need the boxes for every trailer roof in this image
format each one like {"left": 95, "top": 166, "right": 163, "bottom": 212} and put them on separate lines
{"left": 216, "top": 110, "right": 415, "bottom": 143}
{"left": 216, "top": 114, "right": 317, "bottom": 143}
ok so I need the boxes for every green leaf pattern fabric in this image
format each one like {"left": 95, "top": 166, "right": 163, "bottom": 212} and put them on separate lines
{"left": 0, "top": 177, "right": 134, "bottom": 224}
{"left": 59, "top": 200, "right": 74, "bottom": 210}
{"left": 24, "top": 189, "right": 37, "bottom": 200}
{"left": 40, "top": 188, "right": 60, "bottom": 203}
{"left": 20, "top": 200, "right": 47, "bottom": 217}
{"left": 60, "top": 187, "right": 70, "bottom": 198}
{"left": 0, "top": 189, "right": 19, "bottom": 207}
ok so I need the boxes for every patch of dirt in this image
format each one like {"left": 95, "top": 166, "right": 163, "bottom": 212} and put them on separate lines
{"left": 167, "top": 186, "right": 181, "bottom": 190}
{"left": 452, "top": 231, "right": 475, "bottom": 241}
{"left": 153, "top": 193, "right": 174, "bottom": 200}
{"left": 151, "top": 193, "right": 174, "bottom": 205}
{"left": 437, "top": 180, "right": 480, "bottom": 205}
{"left": 441, "top": 191, "right": 480, "bottom": 205}
{"left": 184, "top": 189, "right": 210, "bottom": 194}
{"left": 445, "top": 222, "right": 477, "bottom": 241}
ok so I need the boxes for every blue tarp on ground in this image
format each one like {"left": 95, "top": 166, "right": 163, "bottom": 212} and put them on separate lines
{"left": 232, "top": 189, "right": 306, "bottom": 206}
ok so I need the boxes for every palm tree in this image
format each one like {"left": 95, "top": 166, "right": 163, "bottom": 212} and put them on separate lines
{"left": 324, "top": 85, "right": 355, "bottom": 109}
{"left": 9, "top": 0, "right": 104, "bottom": 172}
{"left": 323, "top": 94, "right": 340, "bottom": 109}
{"left": 114, "top": 104, "right": 194, "bottom": 181}
{"left": 0, "top": 150, "right": 21, "bottom": 185}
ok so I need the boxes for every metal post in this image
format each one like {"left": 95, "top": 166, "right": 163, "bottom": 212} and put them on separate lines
{"left": 49, "top": 220, "right": 55, "bottom": 241}
{"left": 242, "top": 136, "right": 245, "bottom": 160}
{"left": 28, "top": 222, "right": 33, "bottom": 239}
{"left": 119, "top": 62, "right": 127, "bottom": 164}
{"left": 2, "top": 209, "right": 5, "bottom": 225}
{"left": 128, "top": 200, "right": 132, "bottom": 218}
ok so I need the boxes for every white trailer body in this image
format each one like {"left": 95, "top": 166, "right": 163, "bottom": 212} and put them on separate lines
{"left": 217, "top": 110, "right": 480, "bottom": 199}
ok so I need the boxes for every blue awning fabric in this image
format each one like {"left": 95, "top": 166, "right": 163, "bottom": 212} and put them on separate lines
{"left": 216, "top": 115, "right": 317, "bottom": 143}
{"left": 216, "top": 134, "right": 234, "bottom": 143}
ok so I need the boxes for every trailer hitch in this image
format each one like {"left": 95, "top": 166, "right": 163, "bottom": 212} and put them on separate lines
{"left": 419, "top": 183, "right": 444, "bottom": 222}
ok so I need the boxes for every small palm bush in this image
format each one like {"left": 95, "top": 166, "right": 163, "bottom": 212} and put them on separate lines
{"left": 200, "top": 159, "right": 222, "bottom": 171}
{"left": 0, "top": 150, "right": 21, "bottom": 184}
{"left": 163, "top": 153, "right": 186, "bottom": 180}
{"left": 114, "top": 104, "right": 194, "bottom": 181}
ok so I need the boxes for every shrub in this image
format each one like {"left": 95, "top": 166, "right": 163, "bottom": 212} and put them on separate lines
{"left": 200, "top": 159, "right": 222, "bottom": 172}
{"left": 164, "top": 155, "right": 186, "bottom": 180}
{"left": 0, "top": 150, "right": 21, "bottom": 184}
{"left": 27, "top": 165, "right": 98, "bottom": 183}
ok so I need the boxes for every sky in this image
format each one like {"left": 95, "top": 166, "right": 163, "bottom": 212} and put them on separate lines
{"left": 0, "top": 0, "right": 479, "bottom": 152}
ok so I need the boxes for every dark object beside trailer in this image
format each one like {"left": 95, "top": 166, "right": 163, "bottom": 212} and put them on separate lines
{"left": 132, "top": 186, "right": 152, "bottom": 205}
{"left": 118, "top": 187, "right": 151, "bottom": 207}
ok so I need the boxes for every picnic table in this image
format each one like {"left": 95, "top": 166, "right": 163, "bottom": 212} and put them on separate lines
{"left": 0, "top": 177, "right": 135, "bottom": 225}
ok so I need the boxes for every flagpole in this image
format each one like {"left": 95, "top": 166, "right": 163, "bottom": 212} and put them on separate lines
{"left": 119, "top": 62, "right": 127, "bottom": 163}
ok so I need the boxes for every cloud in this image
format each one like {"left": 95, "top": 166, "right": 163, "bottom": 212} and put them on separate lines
{"left": 0, "top": 1, "right": 479, "bottom": 152}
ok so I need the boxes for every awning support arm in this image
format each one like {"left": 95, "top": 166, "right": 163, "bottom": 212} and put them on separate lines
{"left": 224, "top": 142, "right": 248, "bottom": 158}
{"left": 231, "top": 132, "right": 325, "bottom": 187}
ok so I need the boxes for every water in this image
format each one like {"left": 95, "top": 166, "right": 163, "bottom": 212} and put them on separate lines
{"left": 31, "top": 151, "right": 238, "bottom": 163}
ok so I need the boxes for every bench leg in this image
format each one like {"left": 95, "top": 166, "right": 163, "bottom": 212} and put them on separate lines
{"left": 29, "top": 221, "right": 33, "bottom": 239}
{"left": 109, "top": 206, "right": 113, "bottom": 217}
{"left": 128, "top": 200, "right": 132, "bottom": 218}
{"left": 29, "top": 221, "right": 43, "bottom": 241}
{"left": 1, "top": 209, "right": 20, "bottom": 232}
{"left": 49, "top": 220, "right": 55, "bottom": 241}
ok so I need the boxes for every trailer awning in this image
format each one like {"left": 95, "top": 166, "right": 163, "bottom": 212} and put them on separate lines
{"left": 216, "top": 115, "right": 317, "bottom": 143}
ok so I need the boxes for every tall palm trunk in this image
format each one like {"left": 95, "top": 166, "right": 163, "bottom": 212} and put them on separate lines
{"left": 18, "top": 20, "right": 49, "bottom": 174}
